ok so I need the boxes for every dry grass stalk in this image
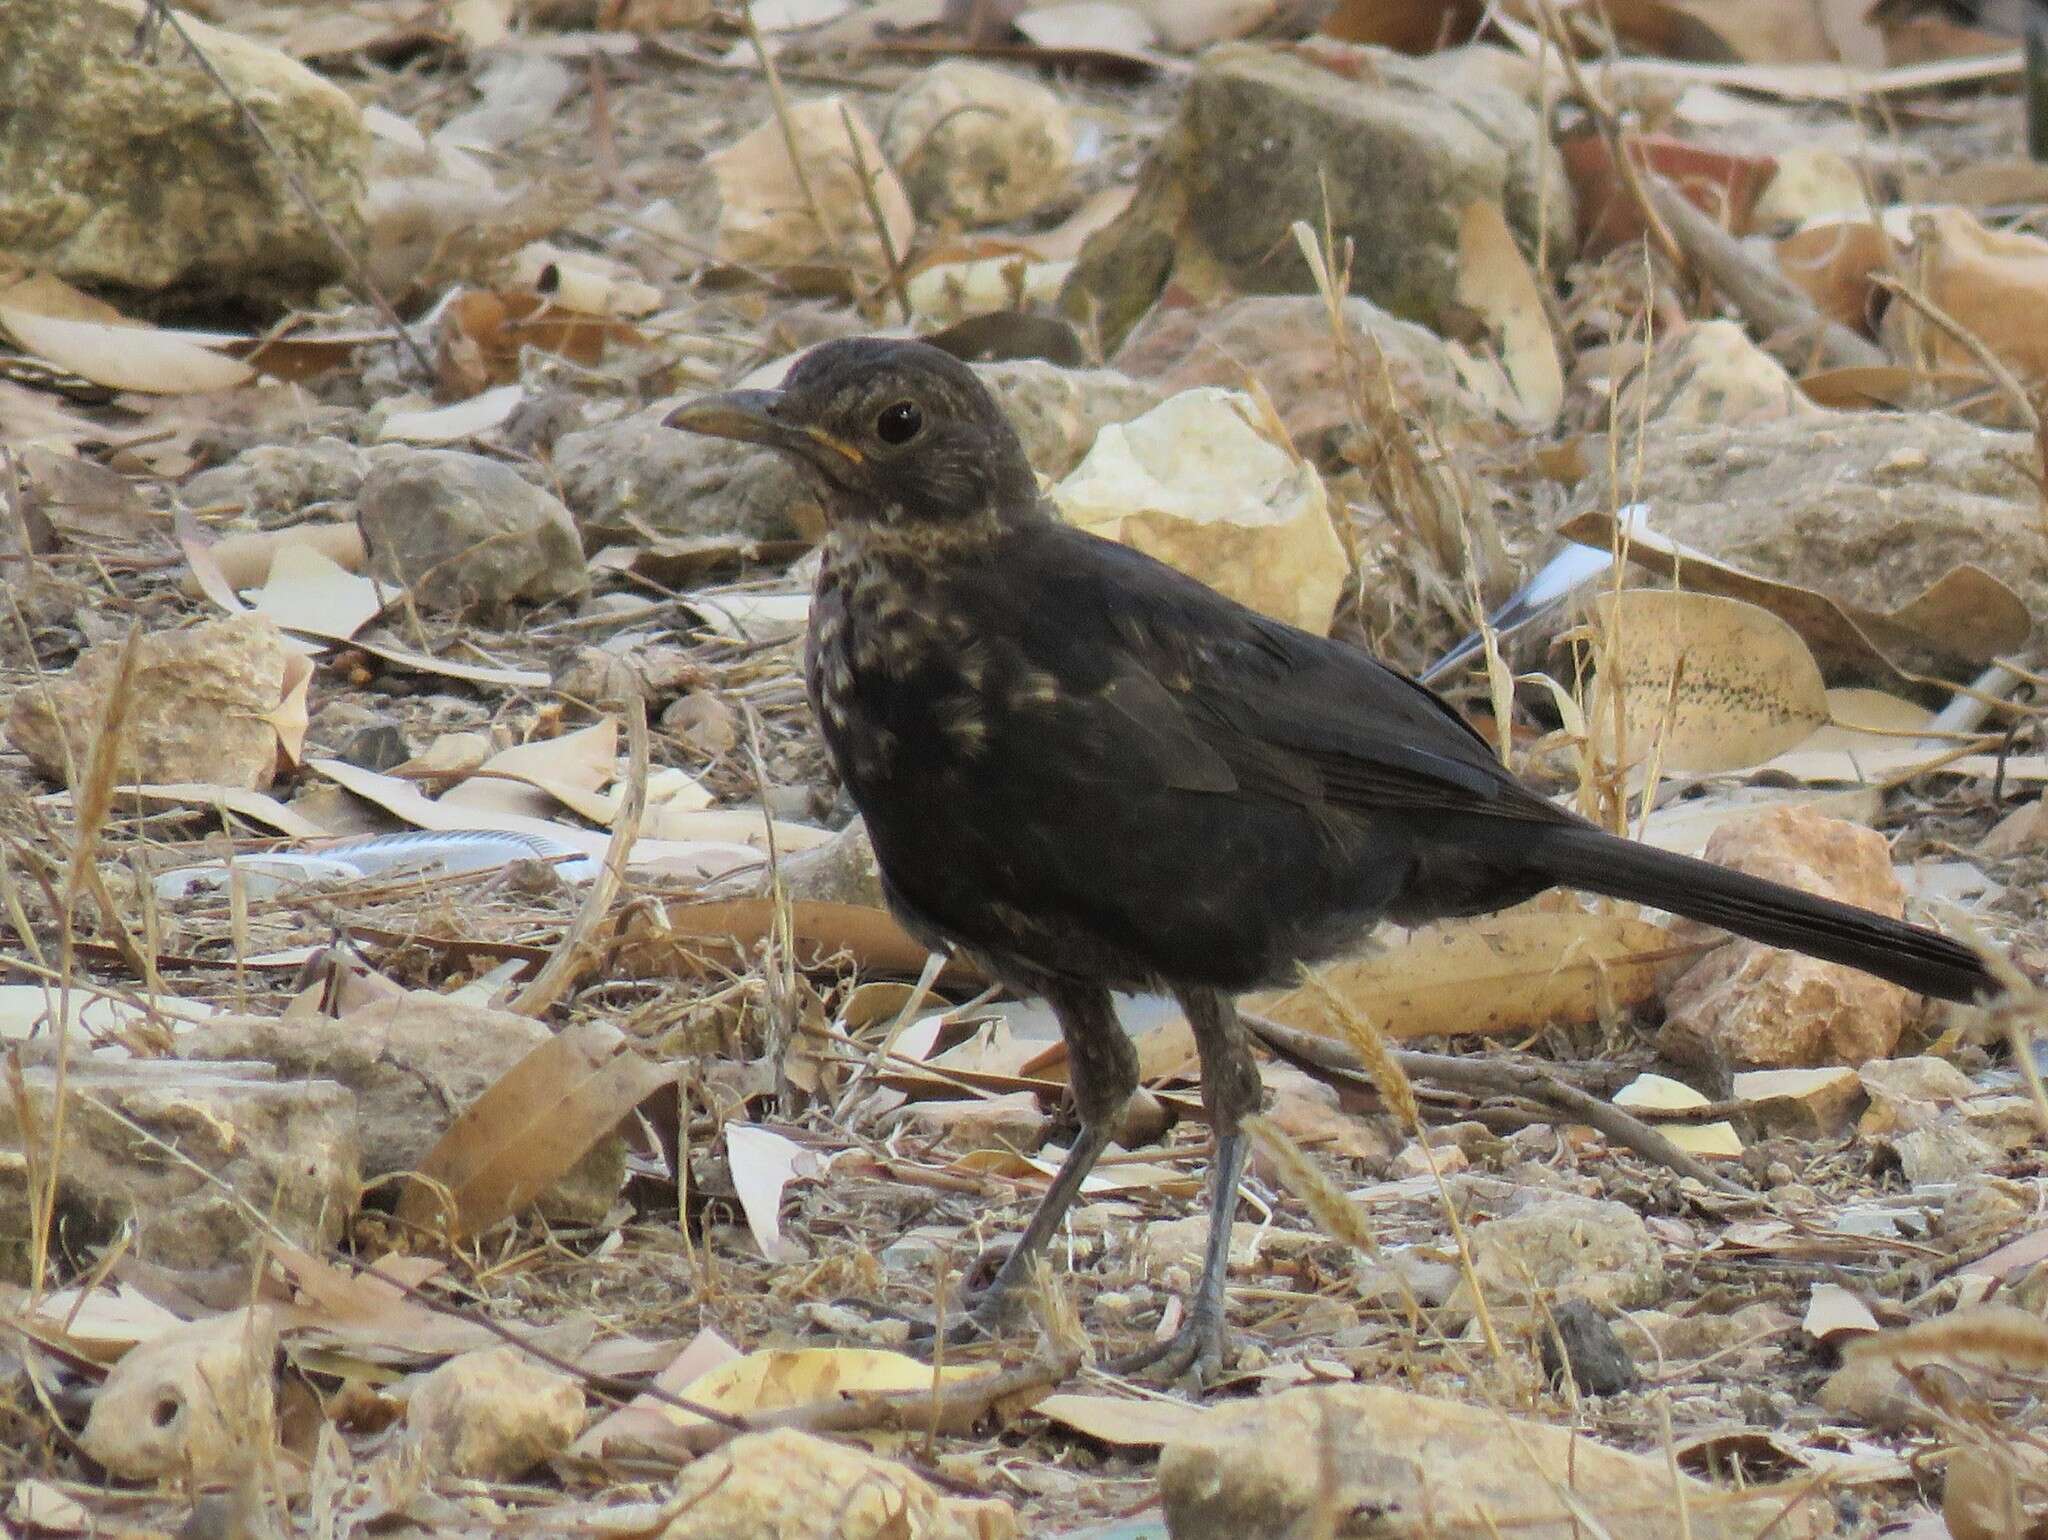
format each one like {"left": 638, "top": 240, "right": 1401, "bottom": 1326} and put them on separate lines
{"left": 836, "top": 102, "right": 913, "bottom": 320}
{"left": 513, "top": 694, "right": 649, "bottom": 1016}
{"left": 1296, "top": 970, "right": 1511, "bottom": 1372}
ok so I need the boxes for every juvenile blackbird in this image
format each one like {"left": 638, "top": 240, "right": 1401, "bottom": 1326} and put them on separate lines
{"left": 669, "top": 337, "right": 1995, "bottom": 1379}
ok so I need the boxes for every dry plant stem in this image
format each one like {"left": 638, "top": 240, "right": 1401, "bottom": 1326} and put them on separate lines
{"left": 33, "top": 627, "right": 145, "bottom": 1299}
{"left": 136, "top": 0, "right": 432, "bottom": 378}
{"left": 837, "top": 102, "right": 913, "bottom": 322}
{"left": 1298, "top": 974, "right": 1510, "bottom": 1374}
{"left": 1241, "top": 1010, "right": 1752, "bottom": 1198}
{"left": 512, "top": 696, "right": 648, "bottom": 1016}
{"left": 1872, "top": 270, "right": 2041, "bottom": 433}
{"left": 744, "top": 1, "right": 841, "bottom": 254}
{"left": 1642, "top": 172, "right": 1885, "bottom": 370}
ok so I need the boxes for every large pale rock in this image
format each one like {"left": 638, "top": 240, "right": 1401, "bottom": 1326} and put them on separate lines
{"left": 0, "top": 1060, "right": 357, "bottom": 1281}
{"left": 1115, "top": 293, "right": 1501, "bottom": 460}
{"left": 0, "top": 0, "right": 367, "bottom": 301}
{"left": 80, "top": 1310, "right": 277, "bottom": 1482}
{"left": 659, "top": 1427, "right": 1016, "bottom": 1539}
{"left": 1450, "top": 1193, "right": 1666, "bottom": 1315}
{"left": 358, "top": 448, "right": 588, "bottom": 617}
{"left": 1613, "top": 319, "right": 1825, "bottom": 431}
{"left": 1159, "top": 1384, "right": 1830, "bottom": 1540}
{"left": 1053, "top": 387, "right": 1348, "bottom": 634}
{"left": 1660, "top": 806, "right": 1912, "bottom": 1069}
{"left": 975, "top": 359, "right": 1161, "bottom": 480}
{"left": 1575, "top": 412, "right": 2048, "bottom": 669}
{"left": 407, "top": 1345, "right": 585, "bottom": 1480}
{"left": 710, "top": 97, "right": 914, "bottom": 274}
{"left": 1062, "top": 43, "right": 1573, "bottom": 351}
{"left": 6, "top": 612, "right": 288, "bottom": 790}
{"left": 179, "top": 991, "right": 626, "bottom": 1224}
{"left": 883, "top": 62, "right": 1073, "bottom": 228}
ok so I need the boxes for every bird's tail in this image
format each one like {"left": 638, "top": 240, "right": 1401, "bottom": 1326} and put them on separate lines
{"left": 1519, "top": 824, "right": 1995, "bottom": 1004}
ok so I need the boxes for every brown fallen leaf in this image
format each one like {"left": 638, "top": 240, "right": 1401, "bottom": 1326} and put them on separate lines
{"left": 614, "top": 897, "right": 958, "bottom": 980}
{"left": 396, "top": 1018, "right": 671, "bottom": 1240}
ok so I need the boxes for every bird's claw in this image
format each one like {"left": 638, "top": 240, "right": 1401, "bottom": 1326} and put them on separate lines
{"left": 1107, "top": 1316, "right": 1229, "bottom": 1387}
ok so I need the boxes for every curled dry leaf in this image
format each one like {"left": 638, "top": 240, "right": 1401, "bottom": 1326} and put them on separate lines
{"left": 1248, "top": 903, "right": 1688, "bottom": 1041}
{"left": 1559, "top": 510, "right": 2033, "bottom": 685}
{"left": 1585, "top": 588, "right": 1831, "bottom": 775}
{"left": 243, "top": 543, "right": 390, "bottom": 643}
{"left": 0, "top": 274, "right": 255, "bottom": 395}
{"left": 396, "top": 1017, "right": 671, "bottom": 1241}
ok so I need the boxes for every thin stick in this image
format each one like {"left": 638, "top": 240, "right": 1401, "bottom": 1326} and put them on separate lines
{"left": 511, "top": 697, "right": 648, "bottom": 1016}
{"left": 838, "top": 102, "right": 913, "bottom": 320}
{"left": 1872, "top": 268, "right": 2040, "bottom": 433}
{"left": 743, "top": 0, "right": 840, "bottom": 254}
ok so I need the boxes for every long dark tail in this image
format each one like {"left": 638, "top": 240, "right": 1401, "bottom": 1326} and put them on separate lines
{"left": 1522, "top": 824, "right": 1995, "bottom": 1004}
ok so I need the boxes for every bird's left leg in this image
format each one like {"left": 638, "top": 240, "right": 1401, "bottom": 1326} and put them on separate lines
{"left": 964, "top": 979, "right": 1137, "bottom": 1336}
{"left": 1112, "top": 986, "right": 1261, "bottom": 1384}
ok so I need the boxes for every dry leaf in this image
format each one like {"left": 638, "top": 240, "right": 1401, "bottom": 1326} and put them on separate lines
{"left": 1453, "top": 199, "right": 1562, "bottom": 425}
{"left": 1559, "top": 510, "right": 2032, "bottom": 684}
{"left": 396, "top": 1018, "right": 672, "bottom": 1239}
{"left": 1586, "top": 589, "right": 1831, "bottom": 775}
{"left": 1804, "top": 1282, "right": 1881, "bottom": 1344}
{"left": 0, "top": 274, "right": 255, "bottom": 395}
{"left": 263, "top": 652, "right": 317, "bottom": 767}
{"left": 442, "top": 718, "right": 619, "bottom": 819}
{"left": 1250, "top": 903, "right": 1686, "bottom": 1040}
{"left": 1613, "top": 1073, "right": 1742, "bottom": 1158}
{"left": 653, "top": 1346, "right": 991, "bottom": 1432}
{"left": 1035, "top": 1392, "right": 1204, "bottom": 1446}
{"left": 724, "top": 1122, "right": 821, "bottom": 1260}
{"left": 378, "top": 384, "right": 524, "bottom": 444}
{"left": 243, "top": 543, "right": 390, "bottom": 642}
{"left": 615, "top": 897, "right": 952, "bottom": 980}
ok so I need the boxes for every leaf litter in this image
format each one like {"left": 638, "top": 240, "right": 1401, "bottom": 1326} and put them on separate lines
{"left": 3, "top": 0, "right": 2048, "bottom": 1534}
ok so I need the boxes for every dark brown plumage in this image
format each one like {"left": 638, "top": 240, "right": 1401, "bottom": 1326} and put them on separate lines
{"left": 668, "top": 336, "right": 1995, "bottom": 1380}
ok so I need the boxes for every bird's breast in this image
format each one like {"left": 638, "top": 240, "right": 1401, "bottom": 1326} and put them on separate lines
{"left": 807, "top": 545, "right": 1004, "bottom": 789}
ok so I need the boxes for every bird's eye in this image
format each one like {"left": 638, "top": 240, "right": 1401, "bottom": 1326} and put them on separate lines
{"left": 875, "top": 400, "right": 922, "bottom": 445}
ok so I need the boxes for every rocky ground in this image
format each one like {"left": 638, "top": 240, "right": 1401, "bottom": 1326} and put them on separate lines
{"left": 5, "top": 2, "right": 2048, "bottom": 1537}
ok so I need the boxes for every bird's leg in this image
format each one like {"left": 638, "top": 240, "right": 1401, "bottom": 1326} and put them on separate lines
{"left": 1112, "top": 987, "right": 1261, "bottom": 1383}
{"left": 964, "top": 981, "right": 1136, "bottom": 1335}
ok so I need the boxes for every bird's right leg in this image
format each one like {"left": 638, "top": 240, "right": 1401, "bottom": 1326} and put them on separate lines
{"left": 965, "top": 980, "right": 1136, "bottom": 1335}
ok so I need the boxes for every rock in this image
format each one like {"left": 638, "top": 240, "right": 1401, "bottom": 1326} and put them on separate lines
{"left": 1158, "top": 1384, "right": 1829, "bottom": 1540}
{"left": 1052, "top": 387, "right": 1348, "bottom": 635}
{"left": 1451, "top": 1194, "right": 1665, "bottom": 1316}
{"left": 1574, "top": 412, "right": 2048, "bottom": 644}
{"left": 358, "top": 448, "right": 587, "bottom": 617}
{"left": 6, "top": 612, "right": 290, "bottom": 791}
{"left": 588, "top": 362, "right": 1158, "bottom": 552}
{"left": 0, "top": 1060, "right": 357, "bottom": 1282}
{"left": 1731, "top": 1065, "right": 1866, "bottom": 1138}
{"left": 180, "top": 439, "right": 370, "bottom": 520}
{"left": 1061, "top": 43, "right": 1573, "bottom": 351}
{"left": 0, "top": 0, "right": 367, "bottom": 302}
{"left": 80, "top": 1310, "right": 276, "bottom": 1482}
{"left": 1630, "top": 1301, "right": 1790, "bottom": 1364}
{"left": 178, "top": 991, "right": 625, "bottom": 1225}
{"left": 1131, "top": 1218, "right": 1264, "bottom": 1283}
{"left": 406, "top": 1346, "right": 585, "bottom": 1480}
{"left": 976, "top": 360, "right": 1162, "bottom": 480}
{"left": 1539, "top": 1298, "right": 1639, "bottom": 1396}
{"left": 1753, "top": 146, "right": 1869, "bottom": 226}
{"left": 1938, "top": 1175, "right": 2029, "bottom": 1247}
{"left": 709, "top": 96, "right": 914, "bottom": 276}
{"left": 892, "top": 1091, "right": 1048, "bottom": 1154}
{"left": 883, "top": 62, "right": 1073, "bottom": 228}
{"left": 1859, "top": 1055, "right": 1976, "bottom": 1115}
{"left": 658, "top": 1426, "right": 1017, "bottom": 1539}
{"left": 1816, "top": 1354, "right": 1921, "bottom": 1430}
{"left": 1614, "top": 320, "right": 1824, "bottom": 431}
{"left": 662, "top": 690, "right": 740, "bottom": 756}
{"left": 1115, "top": 293, "right": 1500, "bottom": 462}
{"left": 713, "top": 816, "right": 885, "bottom": 907}
{"left": 1612, "top": 1074, "right": 1742, "bottom": 1159}
{"left": 1659, "top": 806, "right": 1914, "bottom": 1069}
{"left": 553, "top": 639, "right": 699, "bottom": 711}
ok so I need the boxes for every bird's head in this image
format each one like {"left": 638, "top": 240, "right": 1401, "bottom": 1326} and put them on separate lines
{"left": 665, "top": 338, "right": 1042, "bottom": 539}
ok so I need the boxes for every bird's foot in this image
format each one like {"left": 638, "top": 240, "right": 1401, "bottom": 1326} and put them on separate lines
{"left": 1107, "top": 1310, "right": 1230, "bottom": 1387}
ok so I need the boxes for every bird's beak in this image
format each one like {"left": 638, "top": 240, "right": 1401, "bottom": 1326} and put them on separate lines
{"left": 664, "top": 390, "right": 865, "bottom": 466}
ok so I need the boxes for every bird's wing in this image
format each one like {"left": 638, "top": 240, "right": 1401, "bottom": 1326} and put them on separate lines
{"left": 1016, "top": 527, "right": 1576, "bottom": 826}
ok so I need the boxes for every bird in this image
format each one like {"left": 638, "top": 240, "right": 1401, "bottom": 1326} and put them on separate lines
{"left": 667, "top": 337, "right": 1997, "bottom": 1381}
